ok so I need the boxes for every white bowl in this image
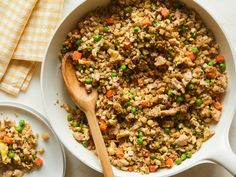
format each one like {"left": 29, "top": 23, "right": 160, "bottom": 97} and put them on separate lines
{"left": 41, "top": 0, "right": 236, "bottom": 176}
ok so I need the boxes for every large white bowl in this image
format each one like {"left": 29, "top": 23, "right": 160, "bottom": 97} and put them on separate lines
{"left": 41, "top": 0, "right": 236, "bottom": 176}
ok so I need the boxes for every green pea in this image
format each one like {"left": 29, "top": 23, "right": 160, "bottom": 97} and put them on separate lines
{"left": 180, "top": 25, "right": 188, "bottom": 34}
{"left": 120, "top": 64, "right": 127, "bottom": 71}
{"left": 8, "top": 145, "right": 13, "bottom": 150}
{"left": 168, "top": 16, "right": 173, "bottom": 22}
{"left": 204, "top": 79, "right": 211, "bottom": 84}
{"left": 97, "top": 86, "right": 102, "bottom": 93}
{"left": 131, "top": 107, "right": 137, "bottom": 114}
{"left": 177, "top": 96, "right": 184, "bottom": 103}
{"left": 164, "top": 128, "right": 170, "bottom": 134}
{"left": 111, "top": 72, "right": 118, "bottom": 77}
{"left": 19, "top": 120, "right": 25, "bottom": 127}
{"left": 16, "top": 126, "right": 23, "bottom": 133}
{"left": 137, "top": 137, "right": 143, "bottom": 145}
{"left": 192, "top": 47, "right": 199, "bottom": 55}
{"left": 86, "top": 46, "right": 93, "bottom": 51}
{"left": 186, "top": 152, "right": 192, "bottom": 158}
{"left": 133, "top": 26, "right": 141, "bottom": 32}
{"left": 103, "top": 26, "right": 109, "bottom": 33}
{"left": 101, "top": 43, "right": 109, "bottom": 51}
{"left": 167, "top": 90, "right": 173, "bottom": 96}
{"left": 75, "top": 38, "right": 82, "bottom": 46}
{"left": 84, "top": 78, "right": 93, "bottom": 84}
{"left": 114, "top": 40, "right": 120, "bottom": 46}
{"left": 85, "top": 70, "right": 91, "bottom": 74}
{"left": 152, "top": 19, "right": 160, "bottom": 26}
{"left": 219, "top": 63, "right": 226, "bottom": 72}
{"left": 150, "top": 155, "right": 157, "bottom": 160}
{"left": 61, "top": 47, "right": 67, "bottom": 54}
{"left": 72, "top": 121, "right": 79, "bottom": 127}
{"left": 188, "top": 83, "right": 195, "bottom": 90}
{"left": 94, "top": 34, "right": 103, "bottom": 42}
{"left": 181, "top": 153, "right": 187, "bottom": 161}
{"left": 138, "top": 131, "right": 144, "bottom": 138}
{"left": 8, "top": 152, "right": 15, "bottom": 159}
{"left": 175, "top": 158, "right": 182, "bottom": 165}
{"left": 82, "top": 140, "right": 88, "bottom": 148}
{"left": 195, "top": 98, "right": 203, "bottom": 106}
{"left": 67, "top": 114, "right": 73, "bottom": 121}
{"left": 191, "top": 32, "right": 197, "bottom": 38}
{"left": 124, "top": 6, "right": 132, "bottom": 13}
{"left": 80, "top": 115, "right": 87, "bottom": 124}
{"left": 76, "top": 65, "right": 84, "bottom": 71}
{"left": 124, "top": 102, "right": 131, "bottom": 108}
{"left": 208, "top": 61, "right": 215, "bottom": 66}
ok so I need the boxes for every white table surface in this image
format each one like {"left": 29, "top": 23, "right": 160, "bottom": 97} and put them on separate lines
{"left": 0, "top": 0, "right": 236, "bottom": 176}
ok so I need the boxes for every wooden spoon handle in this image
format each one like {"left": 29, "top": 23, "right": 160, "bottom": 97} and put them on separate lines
{"left": 85, "top": 110, "right": 115, "bottom": 177}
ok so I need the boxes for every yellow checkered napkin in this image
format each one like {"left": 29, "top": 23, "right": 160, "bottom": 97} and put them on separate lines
{"left": 0, "top": 0, "right": 38, "bottom": 80}
{"left": 0, "top": 0, "right": 64, "bottom": 96}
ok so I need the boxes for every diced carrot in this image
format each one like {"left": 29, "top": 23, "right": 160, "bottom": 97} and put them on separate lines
{"left": 215, "top": 55, "right": 225, "bottom": 63}
{"left": 124, "top": 42, "right": 132, "bottom": 50}
{"left": 34, "top": 157, "right": 43, "bottom": 167}
{"left": 148, "top": 164, "right": 158, "bottom": 172}
{"left": 140, "top": 101, "right": 149, "bottom": 108}
{"left": 3, "top": 135, "right": 14, "bottom": 144}
{"left": 206, "top": 72, "right": 216, "bottom": 79}
{"left": 99, "top": 119, "right": 108, "bottom": 132}
{"left": 106, "top": 17, "right": 114, "bottom": 25}
{"left": 116, "top": 147, "right": 124, "bottom": 158}
{"left": 213, "top": 101, "right": 222, "bottom": 110}
{"left": 128, "top": 166, "right": 134, "bottom": 172}
{"left": 161, "top": 8, "right": 170, "bottom": 18}
{"left": 141, "top": 17, "right": 151, "bottom": 26}
{"left": 0, "top": 133, "right": 6, "bottom": 140}
{"left": 165, "top": 158, "right": 174, "bottom": 168}
{"left": 72, "top": 51, "right": 82, "bottom": 61}
{"left": 143, "top": 151, "right": 150, "bottom": 157}
{"left": 186, "top": 52, "right": 196, "bottom": 60}
{"left": 106, "top": 90, "right": 113, "bottom": 98}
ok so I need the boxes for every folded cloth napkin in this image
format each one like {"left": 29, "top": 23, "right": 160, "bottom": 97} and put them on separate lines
{"left": 0, "top": 0, "right": 64, "bottom": 96}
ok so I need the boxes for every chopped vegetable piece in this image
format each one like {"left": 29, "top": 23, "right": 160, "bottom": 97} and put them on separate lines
{"left": 213, "top": 101, "right": 222, "bottom": 110}
{"left": 137, "top": 137, "right": 143, "bottom": 145}
{"left": 150, "top": 155, "right": 157, "bottom": 160}
{"left": 106, "top": 17, "right": 114, "bottom": 25}
{"left": 177, "top": 96, "right": 184, "bottom": 103}
{"left": 72, "top": 51, "right": 82, "bottom": 61}
{"left": 161, "top": 8, "right": 170, "bottom": 18}
{"left": 188, "top": 83, "right": 195, "bottom": 89}
{"left": 99, "top": 119, "right": 108, "bottom": 132}
{"left": 97, "top": 86, "right": 102, "bottom": 92}
{"left": 133, "top": 26, "right": 141, "bottom": 32}
{"left": 16, "top": 126, "right": 23, "bottom": 133}
{"left": 106, "top": 90, "right": 113, "bottom": 97}
{"left": 208, "top": 61, "right": 215, "bottom": 66}
{"left": 111, "top": 72, "right": 118, "bottom": 77}
{"left": 101, "top": 43, "right": 109, "bottom": 51}
{"left": 131, "top": 107, "right": 137, "bottom": 114}
{"left": 34, "top": 157, "right": 43, "bottom": 167}
{"left": 85, "top": 78, "right": 93, "bottom": 84}
{"left": 167, "top": 90, "right": 173, "bottom": 96}
{"left": 152, "top": 19, "right": 160, "bottom": 26}
{"left": 3, "top": 135, "right": 14, "bottom": 144}
{"left": 219, "top": 63, "right": 226, "bottom": 72}
{"left": 8, "top": 152, "right": 15, "bottom": 159}
{"left": 206, "top": 72, "right": 216, "bottom": 79}
{"left": 61, "top": 47, "right": 67, "bottom": 54}
{"left": 186, "top": 152, "right": 192, "bottom": 158}
{"left": 166, "top": 158, "right": 174, "bottom": 168}
{"left": 94, "top": 34, "right": 103, "bottom": 42}
{"left": 120, "top": 64, "right": 127, "bottom": 71}
{"left": 148, "top": 164, "right": 158, "bottom": 172}
{"left": 195, "top": 98, "right": 203, "bottom": 106}
{"left": 116, "top": 147, "right": 124, "bottom": 158}
{"left": 175, "top": 158, "right": 182, "bottom": 165}
{"left": 72, "top": 121, "right": 79, "bottom": 127}
{"left": 204, "top": 79, "right": 211, "bottom": 84}
{"left": 19, "top": 120, "right": 25, "bottom": 127}
{"left": 42, "top": 133, "right": 49, "bottom": 141}
{"left": 67, "top": 114, "right": 73, "bottom": 121}
{"left": 186, "top": 52, "right": 196, "bottom": 60}
{"left": 141, "top": 17, "right": 151, "bottom": 26}
{"left": 124, "top": 102, "right": 131, "bottom": 108}
{"left": 128, "top": 166, "right": 134, "bottom": 172}
{"left": 192, "top": 47, "right": 199, "bottom": 54}
{"left": 215, "top": 55, "right": 225, "bottom": 63}
{"left": 164, "top": 128, "right": 170, "bottom": 134}
{"left": 82, "top": 140, "right": 88, "bottom": 148}
{"left": 86, "top": 46, "right": 93, "bottom": 51}
{"left": 103, "top": 26, "right": 109, "bottom": 32}
{"left": 181, "top": 153, "right": 187, "bottom": 161}
{"left": 75, "top": 38, "right": 82, "bottom": 46}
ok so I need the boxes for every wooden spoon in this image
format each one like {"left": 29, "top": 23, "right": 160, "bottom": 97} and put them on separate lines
{"left": 61, "top": 53, "right": 114, "bottom": 177}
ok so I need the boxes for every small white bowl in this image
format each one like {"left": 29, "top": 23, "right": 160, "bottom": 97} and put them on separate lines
{"left": 41, "top": 0, "right": 236, "bottom": 176}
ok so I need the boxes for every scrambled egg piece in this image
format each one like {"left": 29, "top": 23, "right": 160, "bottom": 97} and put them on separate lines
{"left": 0, "top": 142, "right": 10, "bottom": 164}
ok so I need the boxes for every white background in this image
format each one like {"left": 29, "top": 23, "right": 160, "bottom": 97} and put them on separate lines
{"left": 0, "top": 0, "right": 236, "bottom": 176}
